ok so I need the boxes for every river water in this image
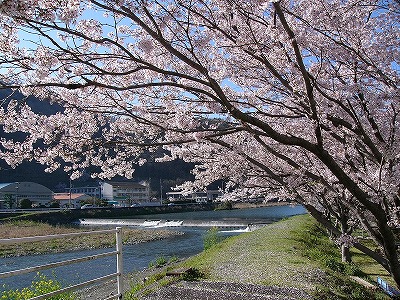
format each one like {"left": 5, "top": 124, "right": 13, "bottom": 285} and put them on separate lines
{"left": 0, "top": 205, "right": 306, "bottom": 291}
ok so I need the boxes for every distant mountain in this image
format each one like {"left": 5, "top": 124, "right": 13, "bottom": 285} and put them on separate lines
{"left": 0, "top": 88, "right": 63, "bottom": 116}
{"left": 0, "top": 159, "right": 194, "bottom": 195}
{"left": 0, "top": 89, "right": 194, "bottom": 194}
{"left": 0, "top": 88, "right": 68, "bottom": 189}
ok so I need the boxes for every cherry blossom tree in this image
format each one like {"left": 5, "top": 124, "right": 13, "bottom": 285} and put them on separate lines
{"left": 0, "top": 0, "right": 399, "bottom": 287}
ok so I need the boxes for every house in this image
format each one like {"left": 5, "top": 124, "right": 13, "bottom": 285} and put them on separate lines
{"left": 0, "top": 182, "right": 53, "bottom": 209}
{"left": 53, "top": 193, "right": 93, "bottom": 208}
{"left": 100, "top": 181, "right": 150, "bottom": 207}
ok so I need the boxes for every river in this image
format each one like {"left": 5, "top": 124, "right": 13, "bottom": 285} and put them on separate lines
{"left": 0, "top": 205, "right": 306, "bottom": 291}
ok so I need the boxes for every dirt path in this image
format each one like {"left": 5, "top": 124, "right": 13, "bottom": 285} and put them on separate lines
{"left": 142, "top": 281, "right": 313, "bottom": 300}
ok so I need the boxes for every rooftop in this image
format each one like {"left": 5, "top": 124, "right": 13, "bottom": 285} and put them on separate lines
{"left": 53, "top": 193, "right": 88, "bottom": 200}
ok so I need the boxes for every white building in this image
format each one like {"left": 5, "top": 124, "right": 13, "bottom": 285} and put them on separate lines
{"left": 0, "top": 182, "right": 53, "bottom": 209}
{"left": 100, "top": 181, "right": 150, "bottom": 207}
{"left": 65, "top": 186, "right": 101, "bottom": 198}
{"left": 166, "top": 190, "right": 222, "bottom": 204}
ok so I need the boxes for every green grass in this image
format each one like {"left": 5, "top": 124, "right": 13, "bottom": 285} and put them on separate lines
{"left": 351, "top": 243, "right": 396, "bottom": 288}
{"left": 148, "top": 256, "right": 179, "bottom": 268}
{"left": 203, "top": 227, "right": 224, "bottom": 251}
{"left": 124, "top": 263, "right": 190, "bottom": 300}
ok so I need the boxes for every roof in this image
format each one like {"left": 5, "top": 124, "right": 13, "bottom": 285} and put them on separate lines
{"left": 0, "top": 182, "right": 53, "bottom": 194}
{"left": 0, "top": 183, "right": 12, "bottom": 189}
{"left": 104, "top": 181, "right": 147, "bottom": 188}
{"left": 53, "top": 193, "right": 89, "bottom": 200}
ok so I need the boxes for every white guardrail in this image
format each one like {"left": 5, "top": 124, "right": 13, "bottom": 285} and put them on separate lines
{"left": 0, "top": 227, "right": 123, "bottom": 300}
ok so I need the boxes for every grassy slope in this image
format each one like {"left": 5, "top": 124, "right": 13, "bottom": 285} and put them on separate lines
{"left": 185, "top": 214, "right": 320, "bottom": 289}
{"left": 178, "top": 214, "right": 391, "bottom": 299}
{"left": 352, "top": 247, "right": 395, "bottom": 287}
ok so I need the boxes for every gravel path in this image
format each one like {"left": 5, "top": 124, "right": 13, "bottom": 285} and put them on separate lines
{"left": 76, "top": 270, "right": 146, "bottom": 300}
{"left": 76, "top": 277, "right": 314, "bottom": 300}
{"left": 75, "top": 276, "right": 128, "bottom": 300}
{"left": 142, "top": 281, "right": 313, "bottom": 300}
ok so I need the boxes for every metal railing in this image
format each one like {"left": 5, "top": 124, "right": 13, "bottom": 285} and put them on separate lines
{"left": 0, "top": 227, "right": 123, "bottom": 300}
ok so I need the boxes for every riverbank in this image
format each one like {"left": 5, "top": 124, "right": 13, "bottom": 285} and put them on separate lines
{"left": 121, "top": 214, "right": 392, "bottom": 300}
{"left": 0, "top": 220, "right": 183, "bottom": 257}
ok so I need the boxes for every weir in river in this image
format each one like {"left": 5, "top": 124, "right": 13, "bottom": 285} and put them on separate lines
{"left": 76, "top": 218, "right": 268, "bottom": 231}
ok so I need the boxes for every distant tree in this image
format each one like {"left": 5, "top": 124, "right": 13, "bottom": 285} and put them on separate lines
{"left": 215, "top": 201, "right": 233, "bottom": 211}
{"left": 92, "top": 197, "right": 104, "bottom": 206}
{"left": 99, "top": 199, "right": 109, "bottom": 207}
{"left": 0, "top": 0, "right": 398, "bottom": 287}
{"left": 19, "top": 198, "right": 32, "bottom": 209}
{"left": 49, "top": 201, "right": 60, "bottom": 208}
{"left": 3, "top": 194, "right": 14, "bottom": 209}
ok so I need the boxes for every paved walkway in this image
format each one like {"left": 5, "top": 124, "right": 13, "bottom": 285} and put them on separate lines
{"left": 142, "top": 281, "right": 313, "bottom": 300}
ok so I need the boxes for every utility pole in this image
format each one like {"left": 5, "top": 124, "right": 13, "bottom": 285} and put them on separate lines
{"left": 15, "top": 182, "right": 19, "bottom": 209}
{"left": 69, "top": 177, "right": 72, "bottom": 208}
{"left": 160, "top": 179, "right": 163, "bottom": 205}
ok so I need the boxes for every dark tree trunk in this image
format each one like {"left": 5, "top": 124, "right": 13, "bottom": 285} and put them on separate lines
{"left": 376, "top": 216, "right": 400, "bottom": 289}
{"left": 341, "top": 244, "right": 352, "bottom": 263}
{"left": 339, "top": 209, "right": 352, "bottom": 263}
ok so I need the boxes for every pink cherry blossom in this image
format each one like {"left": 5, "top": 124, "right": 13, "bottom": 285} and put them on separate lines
{"left": 0, "top": 0, "right": 399, "bottom": 288}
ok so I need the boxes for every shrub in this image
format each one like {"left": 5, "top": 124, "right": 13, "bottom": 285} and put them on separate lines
{"left": 323, "top": 257, "right": 346, "bottom": 274}
{"left": 203, "top": 227, "right": 222, "bottom": 251}
{"left": 180, "top": 268, "right": 205, "bottom": 281}
{"left": 155, "top": 256, "right": 168, "bottom": 267}
{"left": 49, "top": 202, "right": 60, "bottom": 208}
{"left": 148, "top": 256, "right": 168, "bottom": 268}
{"left": 1, "top": 273, "right": 76, "bottom": 300}
{"left": 19, "top": 199, "right": 32, "bottom": 209}
{"left": 214, "top": 201, "right": 233, "bottom": 210}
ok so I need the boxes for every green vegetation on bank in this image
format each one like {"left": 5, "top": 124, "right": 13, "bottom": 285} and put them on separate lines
{"left": 148, "top": 256, "right": 179, "bottom": 268}
{"left": 203, "top": 227, "right": 224, "bottom": 251}
{"left": 1, "top": 273, "right": 76, "bottom": 300}
{"left": 126, "top": 214, "right": 392, "bottom": 300}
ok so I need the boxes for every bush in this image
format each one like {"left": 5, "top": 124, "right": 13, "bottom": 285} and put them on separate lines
{"left": 1, "top": 273, "right": 76, "bottom": 300}
{"left": 180, "top": 268, "right": 205, "bottom": 281}
{"left": 19, "top": 199, "right": 32, "bottom": 209}
{"left": 148, "top": 256, "right": 169, "bottom": 268}
{"left": 203, "top": 227, "right": 223, "bottom": 251}
{"left": 214, "top": 201, "right": 233, "bottom": 210}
